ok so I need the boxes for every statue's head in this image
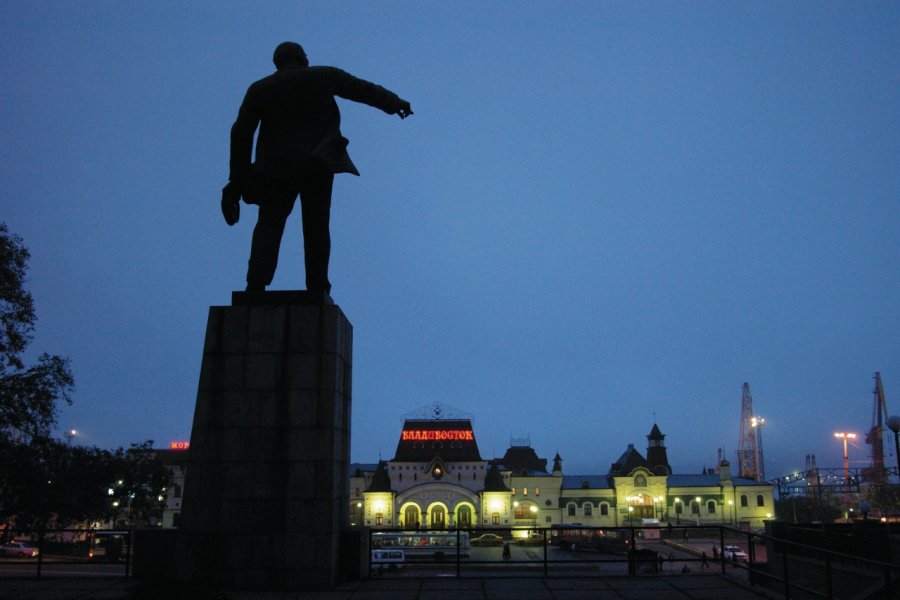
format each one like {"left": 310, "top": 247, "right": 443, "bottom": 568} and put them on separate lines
{"left": 273, "top": 42, "right": 308, "bottom": 69}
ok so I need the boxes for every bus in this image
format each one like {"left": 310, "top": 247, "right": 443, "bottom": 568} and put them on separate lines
{"left": 87, "top": 531, "right": 130, "bottom": 562}
{"left": 550, "top": 525, "right": 631, "bottom": 554}
{"left": 370, "top": 530, "right": 469, "bottom": 560}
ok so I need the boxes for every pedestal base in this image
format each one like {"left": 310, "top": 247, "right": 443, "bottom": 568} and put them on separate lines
{"left": 175, "top": 294, "right": 352, "bottom": 590}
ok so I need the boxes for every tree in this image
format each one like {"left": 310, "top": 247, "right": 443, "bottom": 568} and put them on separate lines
{"left": 0, "top": 225, "right": 171, "bottom": 532}
{"left": 106, "top": 441, "right": 172, "bottom": 528}
{"left": 0, "top": 222, "right": 74, "bottom": 441}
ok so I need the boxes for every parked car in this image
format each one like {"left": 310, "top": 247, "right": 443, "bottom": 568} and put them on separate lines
{"left": 0, "top": 542, "right": 39, "bottom": 558}
{"left": 723, "top": 545, "right": 748, "bottom": 561}
{"left": 515, "top": 533, "right": 546, "bottom": 546}
{"left": 470, "top": 533, "right": 504, "bottom": 546}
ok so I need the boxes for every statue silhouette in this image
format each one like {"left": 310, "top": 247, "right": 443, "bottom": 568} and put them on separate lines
{"left": 223, "top": 42, "right": 412, "bottom": 294}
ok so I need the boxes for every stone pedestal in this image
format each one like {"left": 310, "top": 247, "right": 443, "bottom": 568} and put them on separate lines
{"left": 176, "top": 291, "right": 352, "bottom": 590}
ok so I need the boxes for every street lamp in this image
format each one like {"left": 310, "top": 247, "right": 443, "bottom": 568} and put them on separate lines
{"left": 887, "top": 416, "right": 900, "bottom": 482}
{"left": 834, "top": 432, "right": 857, "bottom": 508}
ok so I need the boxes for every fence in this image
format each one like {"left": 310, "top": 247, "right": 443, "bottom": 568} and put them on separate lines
{"left": 0, "top": 528, "right": 131, "bottom": 578}
{"left": 367, "top": 525, "right": 900, "bottom": 599}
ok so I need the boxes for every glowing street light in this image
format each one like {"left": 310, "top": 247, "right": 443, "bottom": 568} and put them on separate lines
{"left": 834, "top": 432, "right": 857, "bottom": 506}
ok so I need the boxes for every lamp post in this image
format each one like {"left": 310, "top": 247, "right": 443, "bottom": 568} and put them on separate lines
{"left": 834, "top": 432, "right": 857, "bottom": 509}
{"left": 887, "top": 416, "right": 900, "bottom": 482}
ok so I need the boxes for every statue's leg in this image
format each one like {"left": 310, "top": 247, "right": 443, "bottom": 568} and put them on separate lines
{"left": 298, "top": 169, "right": 335, "bottom": 293}
{"left": 246, "top": 189, "right": 297, "bottom": 291}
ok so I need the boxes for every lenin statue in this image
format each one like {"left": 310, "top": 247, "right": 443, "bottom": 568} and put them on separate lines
{"left": 222, "top": 42, "right": 412, "bottom": 294}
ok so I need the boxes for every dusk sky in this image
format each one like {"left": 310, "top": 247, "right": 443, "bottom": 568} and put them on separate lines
{"left": 2, "top": 2, "right": 898, "bottom": 479}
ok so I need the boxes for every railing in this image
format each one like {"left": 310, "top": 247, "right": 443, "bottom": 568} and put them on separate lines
{"left": 367, "top": 525, "right": 900, "bottom": 599}
{"left": 0, "top": 528, "right": 132, "bottom": 578}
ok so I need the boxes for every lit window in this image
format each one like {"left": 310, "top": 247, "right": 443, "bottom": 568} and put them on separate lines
{"left": 523, "top": 487, "right": 528, "bottom": 496}
{"left": 492, "top": 513, "right": 500, "bottom": 525}
{"left": 535, "top": 487, "right": 541, "bottom": 496}
{"left": 512, "top": 487, "right": 516, "bottom": 495}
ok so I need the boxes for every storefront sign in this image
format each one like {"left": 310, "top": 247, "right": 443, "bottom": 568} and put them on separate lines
{"left": 169, "top": 441, "right": 190, "bottom": 450}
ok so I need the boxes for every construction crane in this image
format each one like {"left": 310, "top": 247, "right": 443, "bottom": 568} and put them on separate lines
{"left": 737, "top": 383, "right": 762, "bottom": 481}
{"left": 863, "top": 372, "right": 890, "bottom": 483}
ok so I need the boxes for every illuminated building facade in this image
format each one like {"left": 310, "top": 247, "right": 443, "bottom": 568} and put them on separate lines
{"left": 349, "top": 405, "right": 774, "bottom": 532}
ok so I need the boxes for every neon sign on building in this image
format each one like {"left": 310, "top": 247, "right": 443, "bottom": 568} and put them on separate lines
{"left": 401, "top": 430, "right": 474, "bottom": 441}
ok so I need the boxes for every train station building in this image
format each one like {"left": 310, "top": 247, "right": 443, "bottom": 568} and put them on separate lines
{"left": 349, "top": 404, "right": 774, "bottom": 534}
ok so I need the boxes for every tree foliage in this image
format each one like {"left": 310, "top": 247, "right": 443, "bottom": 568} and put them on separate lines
{"left": 0, "top": 225, "right": 172, "bottom": 531}
{"left": 0, "top": 438, "right": 172, "bottom": 530}
{"left": 0, "top": 223, "right": 74, "bottom": 441}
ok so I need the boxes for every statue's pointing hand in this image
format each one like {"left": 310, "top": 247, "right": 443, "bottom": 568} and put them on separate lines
{"left": 396, "top": 100, "right": 413, "bottom": 119}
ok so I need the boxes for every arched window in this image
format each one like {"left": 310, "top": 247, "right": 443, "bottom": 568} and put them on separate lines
{"left": 691, "top": 500, "right": 700, "bottom": 514}
{"left": 600, "top": 503, "right": 609, "bottom": 516}
{"left": 756, "top": 494, "right": 765, "bottom": 507}
{"left": 675, "top": 500, "right": 683, "bottom": 515}
{"left": 457, "top": 505, "right": 472, "bottom": 528}
{"left": 584, "top": 503, "right": 593, "bottom": 517}
{"left": 706, "top": 500, "right": 716, "bottom": 514}
{"left": 514, "top": 504, "right": 531, "bottom": 519}
{"left": 740, "top": 495, "right": 749, "bottom": 507}
{"left": 567, "top": 503, "right": 576, "bottom": 517}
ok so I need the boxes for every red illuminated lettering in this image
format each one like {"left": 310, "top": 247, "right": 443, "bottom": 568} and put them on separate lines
{"left": 401, "top": 430, "right": 474, "bottom": 442}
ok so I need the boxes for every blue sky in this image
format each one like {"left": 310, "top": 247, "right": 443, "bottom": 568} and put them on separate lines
{"left": 2, "top": 2, "right": 898, "bottom": 478}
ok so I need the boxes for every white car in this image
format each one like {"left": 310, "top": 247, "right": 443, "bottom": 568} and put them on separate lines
{"left": 723, "top": 545, "right": 748, "bottom": 561}
{"left": 0, "top": 541, "right": 39, "bottom": 558}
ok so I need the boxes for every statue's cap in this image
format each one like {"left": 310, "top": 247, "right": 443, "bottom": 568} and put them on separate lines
{"left": 273, "top": 42, "right": 308, "bottom": 69}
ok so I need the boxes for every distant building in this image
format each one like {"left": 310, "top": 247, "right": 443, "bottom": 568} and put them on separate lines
{"left": 349, "top": 403, "right": 774, "bottom": 533}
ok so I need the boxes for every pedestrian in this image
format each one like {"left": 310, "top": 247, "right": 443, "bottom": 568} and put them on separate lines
{"left": 658, "top": 554, "right": 664, "bottom": 572}
{"left": 701, "top": 551, "right": 709, "bottom": 569}
{"left": 682, "top": 529, "right": 688, "bottom": 542}
{"left": 502, "top": 543, "right": 511, "bottom": 560}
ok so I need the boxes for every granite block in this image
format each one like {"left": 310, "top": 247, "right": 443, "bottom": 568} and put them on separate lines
{"left": 244, "top": 352, "right": 282, "bottom": 390}
{"left": 248, "top": 305, "right": 287, "bottom": 353}
{"left": 178, "top": 300, "right": 351, "bottom": 591}
{"left": 287, "top": 390, "right": 318, "bottom": 427}
{"left": 286, "top": 461, "right": 316, "bottom": 499}
{"left": 286, "top": 353, "right": 320, "bottom": 390}
{"left": 220, "top": 305, "right": 249, "bottom": 353}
